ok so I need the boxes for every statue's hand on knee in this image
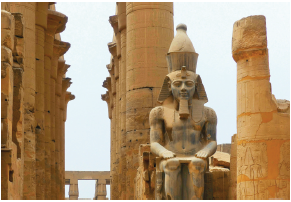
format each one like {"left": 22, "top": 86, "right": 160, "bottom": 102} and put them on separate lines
{"left": 195, "top": 149, "right": 209, "bottom": 159}
{"left": 161, "top": 150, "right": 176, "bottom": 159}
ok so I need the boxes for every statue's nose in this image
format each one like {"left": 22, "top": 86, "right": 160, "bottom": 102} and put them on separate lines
{"left": 181, "top": 84, "right": 186, "bottom": 91}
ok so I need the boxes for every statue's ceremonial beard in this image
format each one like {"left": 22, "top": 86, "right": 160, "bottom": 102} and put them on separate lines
{"left": 179, "top": 99, "right": 190, "bottom": 119}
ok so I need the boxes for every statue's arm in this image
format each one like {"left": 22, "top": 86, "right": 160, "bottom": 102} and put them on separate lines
{"left": 195, "top": 107, "right": 217, "bottom": 159}
{"left": 150, "top": 107, "right": 175, "bottom": 159}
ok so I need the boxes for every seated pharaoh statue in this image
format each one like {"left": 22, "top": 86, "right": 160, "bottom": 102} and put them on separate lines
{"left": 150, "top": 24, "right": 217, "bottom": 200}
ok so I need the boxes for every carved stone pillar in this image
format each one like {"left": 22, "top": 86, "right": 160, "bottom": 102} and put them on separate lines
{"left": 232, "top": 15, "right": 290, "bottom": 200}
{"left": 9, "top": 3, "right": 37, "bottom": 199}
{"left": 117, "top": 3, "right": 127, "bottom": 198}
{"left": 53, "top": 40, "right": 70, "bottom": 200}
{"left": 46, "top": 10, "right": 68, "bottom": 199}
{"left": 61, "top": 66, "right": 71, "bottom": 200}
{"left": 1, "top": 9, "right": 15, "bottom": 200}
{"left": 125, "top": 2, "right": 174, "bottom": 199}
{"left": 95, "top": 179, "right": 107, "bottom": 200}
{"left": 107, "top": 42, "right": 119, "bottom": 198}
{"left": 69, "top": 179, "right": 79, "bottom": 200}
{"left": 35, "top": 3, "right": 48, "bottom": 199}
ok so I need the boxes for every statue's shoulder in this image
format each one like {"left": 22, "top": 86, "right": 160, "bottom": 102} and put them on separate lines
{"left": 204, "top": 106, "right": 217, "bottom": 124}
{"left": 149, "top": 106, "right": 164, "bottom": 123}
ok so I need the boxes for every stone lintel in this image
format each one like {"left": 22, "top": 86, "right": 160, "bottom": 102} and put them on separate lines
{"left": 65, "top": 171, "right": 111, "bottom": 183}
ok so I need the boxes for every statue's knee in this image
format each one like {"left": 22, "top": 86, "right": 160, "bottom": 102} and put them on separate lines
{"left": 165, "top": 159, "right": 180, "bottom": 171}
{"left": 189, "top": 158, "right": 206, "bottom": 173}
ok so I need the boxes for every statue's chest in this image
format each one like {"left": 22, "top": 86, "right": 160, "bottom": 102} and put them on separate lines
{"left": 164, "top": 109, "right": 205, "bottom": 150}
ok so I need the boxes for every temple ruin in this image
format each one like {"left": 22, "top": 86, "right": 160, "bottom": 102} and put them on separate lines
{"left": 1, "top": 2, "right": 290, "bottom": 200}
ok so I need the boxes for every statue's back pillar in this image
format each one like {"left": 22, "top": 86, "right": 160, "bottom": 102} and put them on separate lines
{"left": 232, "top": 15, "right": 290, "bottom": 200}
{"left": 125, "top": 2, "right": 174, "bottom": 200}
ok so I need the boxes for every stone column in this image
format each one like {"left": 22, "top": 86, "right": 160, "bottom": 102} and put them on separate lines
{"left": 228, "top": 134, "right": 237, "bottom": 200}
{"left": 53, "top": 40, "right": 70, "bottom": 200}
{"left": 95, "top": 179, "right": 107, "bottom": 200}
{"left": 69, "top": 179, "right": 79, "bottom": 200}
{"left": 35, "top": 3, "right": 48, "bottom": 199}
{"left": 125, "top": 2, "right": 174, "bottom": 199}
{"left": 107, "top": 42, "right": 119, "bottom": 198}
{"left": 61, "top": 67, "right": 71, "bottom": 200}
{"left": 232, "top": 15, "right": 290, "bottom": 200}
{"left": 117, "top": 3, "right": 127, "bottom": 199}
{"left": 10, "top": 3, "right": 37, "bottom": 199}
{"left": 45, "top": 10, "right": 67, "bottom": 199}
{"left": 1, "top": 9, "right": 15, "bottom": 200}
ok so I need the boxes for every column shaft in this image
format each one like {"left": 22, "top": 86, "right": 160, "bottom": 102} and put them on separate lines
{"left": 232, "top": 15, "right": 290, "bottom": 200}
{"left": 35, "top": 3, "right": 48, "bottom": 199}
{"left": 10, "top": 3, "right": 37, "bottom": 200}
{"left": 125, "top": 2, "right": 174, "bottom": 199}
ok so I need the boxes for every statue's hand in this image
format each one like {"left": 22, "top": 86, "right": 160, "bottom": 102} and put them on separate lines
{"left": 195, "top": 149, "right": 210, "bottom": 159}
{"left": 160, "top": 150, "right": 176, "bottom": 159}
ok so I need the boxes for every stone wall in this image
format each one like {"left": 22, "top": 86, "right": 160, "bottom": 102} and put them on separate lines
{"left": 1, "top": 3, "right": 74, "bottom": 200}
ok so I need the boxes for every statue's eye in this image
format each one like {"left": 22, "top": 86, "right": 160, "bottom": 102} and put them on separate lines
{"left": 173, "top": 81, "right": 182, "bottom": 87}
{"left": 185, "top": 81, "right": 194, "bottom": 87}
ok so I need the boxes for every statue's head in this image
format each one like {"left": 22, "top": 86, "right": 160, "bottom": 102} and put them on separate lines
{"left": 158, "top": 24, "right": 207, "bottom": 118}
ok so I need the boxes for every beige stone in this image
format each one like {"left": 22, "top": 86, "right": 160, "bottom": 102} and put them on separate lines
{"left": 211, "top": 151, "right": 230, "bottom": 168}
{"left": 232, "top": 15, "right": 290, "bottom": 200}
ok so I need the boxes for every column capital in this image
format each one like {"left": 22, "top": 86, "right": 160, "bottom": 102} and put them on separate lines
{"left": 53, "top": 39, "right": 70, "bottom": 57}
{"left": 107, "top": 42, "right": 117, "bottom": 57}
{"left": 109, "top": 15, "right": 118, "bottom": 35}
{"left": 47, "top": 9, "right": 68, "bottom": 36}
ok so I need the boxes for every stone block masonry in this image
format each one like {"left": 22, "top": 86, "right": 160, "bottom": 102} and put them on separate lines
{"left": 1, "top": 3, "right": 74, "bottom": 200}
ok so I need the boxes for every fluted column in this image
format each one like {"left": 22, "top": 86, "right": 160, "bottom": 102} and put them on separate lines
{"left": 232, "top": 15, "right": 290, "bottom": 200}
{"left": 35, "top": 3, "right": 48, "bottom": 199}
{"left": 46, "top": 10, "right": 68, "bottom": 199}
{"left": 117, "top": 3, "right": 127, "bottom": 199}
{"left": 53, "top": 40, "right": 70, "bottom": 200}
{"left": 10, "top": 3, "right": 37, "bottom": 199}
{"left": 125, "top": 2, "right": 174, "bottom": 199}
{"left": 1, "top": 9, "right": 15, "bottom": 200}
{"left": 107, "top": 42, "right": 119, "bottom": 198}
{"left": 61, "top": 66, "right": 71, "bottom": 200}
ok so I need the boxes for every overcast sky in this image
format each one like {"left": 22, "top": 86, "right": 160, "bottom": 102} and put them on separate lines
{"left": 55, "top": 2, "right": 290, "bottom": 199}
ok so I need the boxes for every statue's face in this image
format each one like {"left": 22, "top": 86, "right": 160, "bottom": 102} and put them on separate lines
{"left": 170, "top": 78, "right": 196, "bottom": 102}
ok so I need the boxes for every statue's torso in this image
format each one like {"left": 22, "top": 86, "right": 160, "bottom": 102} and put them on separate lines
{"left": 163, "top": 107, "right": 206, "bottom": 157}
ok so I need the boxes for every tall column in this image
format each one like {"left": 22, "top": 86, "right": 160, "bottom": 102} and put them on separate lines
{"left": 232, "top": 15, "right": 290, "bottom": 200}
{"left": 105, "top": 62, "right": 116, "bottom": 199}
{"left": 35, "top": 3, "right": 48, "bottom": 199}
{"left": 1, "top": 9, "right": 15, "bottom": 200}
{"left": 61, "top": 67, "right": 71, "bottom": 200}
{"left": 45, "top": 10, "right": 67, "bottom": 199}
{"left": 125, "top": 2, "right": 174, "bottom": 199}
{"left": 117, "top": 3, "right": 127, "bottom": 199}
{"left": 53, "top": 40, "right": 70, "bottom": 200}
{"left": 10, "top": 3, "right": 37, "bottom": 199}
{"left": 68, "top": 179, "right": 79, "bottom": 200}
{"left": 107, "top": 42, "right": 119, "bottom": 198}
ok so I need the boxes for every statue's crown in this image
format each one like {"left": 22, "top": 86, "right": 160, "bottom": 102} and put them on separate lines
{"left": 166, "top": 24, "right": 199, "bottom": 73}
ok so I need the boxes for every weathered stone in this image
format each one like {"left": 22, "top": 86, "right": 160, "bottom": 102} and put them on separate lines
{"left": 211, "top": 151, "right": 230, "bottom": 168}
